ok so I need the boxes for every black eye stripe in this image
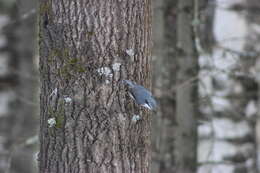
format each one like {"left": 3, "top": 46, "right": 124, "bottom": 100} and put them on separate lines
{"left": 145, "top": 99, "right": 150, "bottom": 106}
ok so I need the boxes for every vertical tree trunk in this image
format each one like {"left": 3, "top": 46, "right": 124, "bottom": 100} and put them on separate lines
{"left": 0, "top": 6, "right": 18, "bottom": 173}
{"left": 174, "top": 0, "right": 198, "bottom": 172}
{"left": 0, "top": 1, "right": 37, "bottom": 173}
{"left": 39, "top": 0, "right": 152, "bottom": 173}
{"left": 152, "top": 0, "right": 178, "bottom": 172}
{"left": 246, "top": 0, "right": 260, "bottom": 172}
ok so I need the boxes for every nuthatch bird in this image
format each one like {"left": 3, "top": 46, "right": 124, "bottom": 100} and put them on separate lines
{"left": 122, "top": 80, "right": 157, "bottom": 110}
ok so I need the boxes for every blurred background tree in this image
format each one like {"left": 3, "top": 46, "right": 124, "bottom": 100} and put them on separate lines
{"left": 152, "top": 0, "right": 260, "bottom": 173}
{"left": 0, "top": 0, "right": 38, "bottom": 173}
{"left": 152, "top": 0, "right": 177, "bottom": 172}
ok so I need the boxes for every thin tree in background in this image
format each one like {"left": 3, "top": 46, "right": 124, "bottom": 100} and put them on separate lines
{"left": 152, "top": 0, "right": 177, "bottom": 172}
{"left": 38, "top": 0, "right": 152, "bottom": 172}
{"left": 244, "top": 0, "right": 260, "bottom": 172}
{"left": 174, "top": 0, "right": 198, "bottom": 172}
{"left": 0, "top": 1, "right": 37, "bottom": 173}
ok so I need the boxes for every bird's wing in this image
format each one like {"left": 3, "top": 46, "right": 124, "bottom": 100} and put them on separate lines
{"left": 135, "top": 85, "right": 152, "bottom": 96}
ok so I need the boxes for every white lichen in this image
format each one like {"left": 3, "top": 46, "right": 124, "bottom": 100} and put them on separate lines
{"left": 64, "top": 97, "right": 72, "bottom": 103}
{"left": 126, "top": 49, "right": 134, "bottom": 57}
{"left": 132, "top": 114, "right": 141, "bottom": 123}
{"left": 97, "top": 67, "right": 112, "bottom": 77}
{"left": 97, "top": 63, "right": 121, "bottom": 78}
{"left": 48, "top": 118, "right": 56, "bottom": 127}
{"left": 112, "top": 63, "right": 121, "bottom": 71}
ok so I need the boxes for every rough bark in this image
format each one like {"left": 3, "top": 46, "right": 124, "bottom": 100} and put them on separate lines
{"left": 174, "top": 0, "right": 198, "bottom": 172}
{"left": 0, "top": 1, "right": 37, "bottom": 173}
{"left": 39, "top": 0, "right": 152, "bottom": 173}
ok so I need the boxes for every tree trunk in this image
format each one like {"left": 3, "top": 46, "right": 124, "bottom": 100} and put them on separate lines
{"left": 151, "top": 0, "right": 177, "bottom": 172}
{"left": 245, "top": 0, "right": 260, "bottom": 172}
{"left": 0, "top": 1, "right": 37, "bottom": 173}
{"left": 38, "top": 0, "right": 152, "bottom": 173}
{"left": 174, "top": 0, "right": 198, "bottom": 172}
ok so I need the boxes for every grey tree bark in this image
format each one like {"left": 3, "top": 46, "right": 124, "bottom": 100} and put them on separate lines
{"left": 174, "top": 0, "right": 198, "bottom": 172}
{"left": 0, "top": 1, "right": 37, "bottom": 173}
{"left": 39, "top": 0, "right": 152, "bottom": 173}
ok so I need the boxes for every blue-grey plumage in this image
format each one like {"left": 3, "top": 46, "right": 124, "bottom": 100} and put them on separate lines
{"left": 122, "top": 80, "right": 157, "bottom": 110}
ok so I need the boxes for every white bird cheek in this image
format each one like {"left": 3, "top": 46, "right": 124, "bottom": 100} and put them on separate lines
{"left": 141, "top": 103, "right": 152, "bottom": 110}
